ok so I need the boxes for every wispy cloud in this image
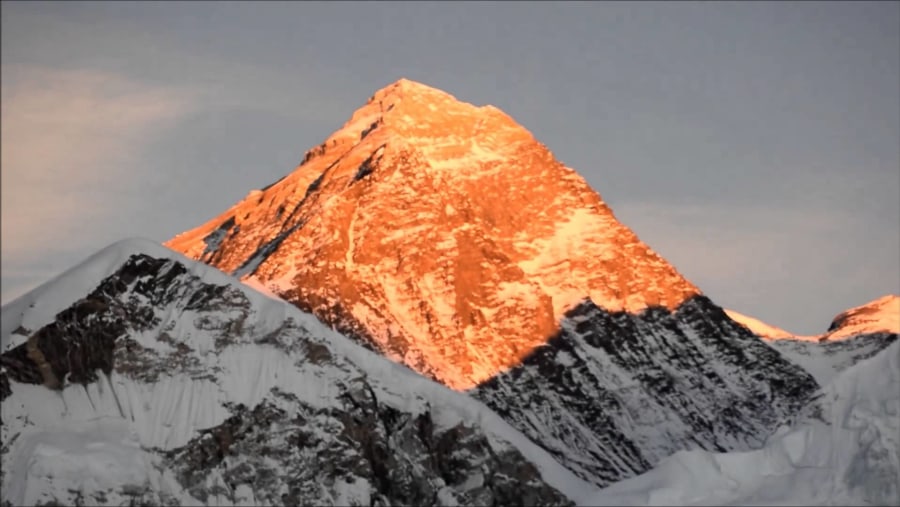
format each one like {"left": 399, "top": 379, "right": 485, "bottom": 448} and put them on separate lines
{"left": 0, "top": 65, "right": 197, "bottom": 302}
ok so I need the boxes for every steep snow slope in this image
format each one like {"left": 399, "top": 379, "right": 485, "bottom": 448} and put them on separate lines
{"left": 1, "top": 239, "right": 600, "bottom": 506}
{"left": 590, "top": 340, "right": 900, "bottom": 506}
{"left": 0, "top": 240, "right": 176, "bottom": 352}
{"left": 823, "top": 294, "right": 899, "bottom": 341}
{"left": 723, "top": 310, "right": 798, "bottom": 340}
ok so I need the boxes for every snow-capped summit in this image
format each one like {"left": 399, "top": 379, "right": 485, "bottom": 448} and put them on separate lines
{"left": 1, "top": 239, "right": 589, "bottom": 506}
{"left": 4, "top": 79, "right": 898, "bottom": 506}
{"left": 164, "top": 80, "right": 837, "bottom": 489}
{"left": 166, "top": 78, "right": 699, "bottom": 390}
{"left": 824, "top": 294, "right": 899, "bottom": 340}
{"left": 724, "top": 309, "right": 798, "bottom": 340}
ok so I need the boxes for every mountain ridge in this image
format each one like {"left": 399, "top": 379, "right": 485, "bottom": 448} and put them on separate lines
{"left": 725, "top": 296, "right": 898, "bottom": 386}
{"left": 2, "top": 236, "right": 884, "bottom": 504}
{"left": 165, "top": 78, "right": 701, "bottom": 390}
{"left": 4, "top": 79, "right": 897, "bottom": 506}
{"left": 163, "top": 79, "right": 853, "bottom": 490}
{"left": 1, "top": 238, "right": 597, "bottom": 506}
{"left": 725, "top": 294, "right": 899, "bottom": 342}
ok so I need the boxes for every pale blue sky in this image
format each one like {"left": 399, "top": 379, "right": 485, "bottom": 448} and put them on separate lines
{"left": 2, "top": 1, "right": 898, "bottom": 334}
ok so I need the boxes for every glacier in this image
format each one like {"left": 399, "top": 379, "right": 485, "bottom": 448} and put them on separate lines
{"left": 590, "top": 340, "right": 900, "bottom": 506}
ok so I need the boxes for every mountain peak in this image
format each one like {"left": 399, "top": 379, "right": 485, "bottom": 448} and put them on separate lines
{"left": 724, "top": 309, "right": 797, "bottom": 340}
{"left": 362, "top": 78, "right": 472, "bottom": 121}
{"left": 370, "top": 78, "right": 452, "bottom": 101}
{"left": 166, "top": 80, "right": 699, "bottom": 389}
{"left": 328, "top": 78, "right": 526, "bottom": 164}
{"left": 825, "top": 294, "right": 899, "bottom": 340}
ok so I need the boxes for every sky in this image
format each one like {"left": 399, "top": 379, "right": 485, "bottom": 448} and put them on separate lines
{"left": 1, "top": 1, "right": 898, "bottom": 335}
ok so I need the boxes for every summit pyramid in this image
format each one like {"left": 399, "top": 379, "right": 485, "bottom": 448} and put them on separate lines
{"left": 167, "top": 78, "right": 699, "bottom": 389}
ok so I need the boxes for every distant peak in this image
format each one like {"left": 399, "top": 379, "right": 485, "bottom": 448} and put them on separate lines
{"left": 824, "top": 294, "right": 899, "bottom": 340}
{"left": 727, "top": 294, "right": 900, "bottom": 343}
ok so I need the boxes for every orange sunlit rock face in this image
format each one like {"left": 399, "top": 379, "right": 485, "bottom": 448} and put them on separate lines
{"left": 166, "top": 79, "right": 700, "bottom": 389}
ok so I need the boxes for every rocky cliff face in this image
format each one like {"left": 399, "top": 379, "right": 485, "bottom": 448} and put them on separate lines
{"left": 472, "top": 295, "right": 819, "bottom": 486}
{"left": 166, "top": 78, "right": 698, "bottom": 391}
{"left": 1, "top": 241, "right": 581, "bottom": 506}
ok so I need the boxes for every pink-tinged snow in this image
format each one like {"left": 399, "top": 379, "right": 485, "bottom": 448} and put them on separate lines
{"left": 5, "top": 238, "right": 896, "bottom": 506}
{"left": 724, "top": 309, "right": 805, "bottom": 340}
{"left": 726, "top": 294, "right": 899, "bottom": 343}
{"left": 824, "top": 295, "right": 900, "bottom": 341}
{"left": 590, "top": 340, "right": 900, "bottom": 506}
{"left": 1, "top": 238, "right": 603, "bottom": 506}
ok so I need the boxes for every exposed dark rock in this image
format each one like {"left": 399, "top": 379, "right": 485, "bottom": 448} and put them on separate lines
{"left": 2, "top": 252, "right": 576, "bottom": 506}
{"left": 0, "top": 371, "right": 9, "bottom": 402}
{"left": 166, "top": 388, "right": 572, "bottom": 507}
{"left": 0, "top": 254, "right": 251, "bottom": 394}
{"left": 472, "top": 294, "right": 822, "bottom": 487}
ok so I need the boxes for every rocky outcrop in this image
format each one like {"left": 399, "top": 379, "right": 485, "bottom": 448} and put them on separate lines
{"left": 1, "top": 298, "right": 124, "bottom": 398}
{"left": 472, "top": 295, "right": 820, "bottom": 486}
{"left": 1, "top": 246, "right": 576, "bottom": 506}
{"left": 166, "top": 392, "right": 571, "bottom": 507}
{"left": 823, "top": 294, "right": 899, "bottom": 341}
{"left": 0, "top": 255, "right": 245, "bottom": 398}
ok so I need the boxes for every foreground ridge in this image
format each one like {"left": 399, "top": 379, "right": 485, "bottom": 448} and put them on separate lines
{"left": 1, "top": 239, "right": 592, "bottom": 506}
